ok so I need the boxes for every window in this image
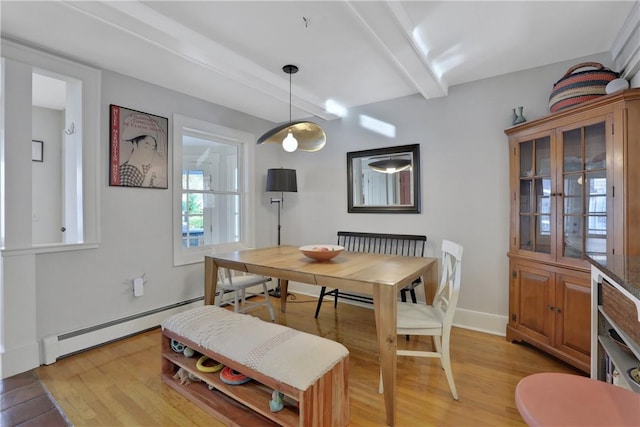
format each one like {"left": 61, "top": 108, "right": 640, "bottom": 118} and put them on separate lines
{"left": 182, "top": 169, "right": 204, "bottom": 248}
{"left": 181, "top": 143, "right": 239, "bottom": 248}
{"left": 539, "top": 178, "right": 551, "bottom": 235}
{"left": 587, "top": 177, "right": 606, "bottom": 235}
{"left": 173, "top": 114, "right": 255, "bottom": 266}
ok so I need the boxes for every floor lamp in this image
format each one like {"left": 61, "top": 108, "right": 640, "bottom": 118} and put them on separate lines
{"left": 266, "top": 168, "right": 297, "bottom": 297}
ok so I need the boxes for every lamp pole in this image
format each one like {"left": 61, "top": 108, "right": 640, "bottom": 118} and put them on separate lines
{"left": 265, "top": 168, "right": 297, "bottom": 298}
{"left": 271, "top": 196, "right": 282, "bottom": 246}
{"left": 270, "top": 194, "right": 284, "bottom": 297}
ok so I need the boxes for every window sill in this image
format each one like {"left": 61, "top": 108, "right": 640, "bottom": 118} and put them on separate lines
{"left": 1, "top": 242, "right": 100, "bottom": 257}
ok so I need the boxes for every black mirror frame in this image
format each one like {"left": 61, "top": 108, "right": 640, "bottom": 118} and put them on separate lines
{"left": 347, "top": 144, "right": 421, "bottom": 214}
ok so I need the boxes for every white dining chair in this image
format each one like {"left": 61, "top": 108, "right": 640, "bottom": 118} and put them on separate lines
{"left": 379, "top": 239, "right": 463, "bottom": 400}
{"left": 215, "top": 268, "right": 276, "bottom": 321}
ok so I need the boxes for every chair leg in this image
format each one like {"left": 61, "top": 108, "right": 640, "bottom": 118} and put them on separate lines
{"left": 314, "top": 287, "right": 328, "bottom": 319}
{"left": 261, "top": 282, "right": 276, "bottom": 322}
{"left": 441, "top": 333, "right": 459, "bottom": 400}
{"left": 433, "top": 336, "right": 443, "bottom": 367}
{"left": 410, "top": 289, "right": 417, "bottom": 303}
{"left": 333, "top": 289, "right": 339, "bottom": 308}
{"left": 241, "top": 288, "right": 248, "bottom": 312}
{"left": 233, "top": 289, "right": 241, "bottom": 313}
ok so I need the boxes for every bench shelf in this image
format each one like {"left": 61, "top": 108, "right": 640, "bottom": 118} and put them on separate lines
{"left": 162, "top": 371, "right": 280, "bottom": 427}
{"left": 161, "top": 313, "right": 349, "bottom": 427}
{"left": 162, "top": 331, "right": 299, "bottom": 426}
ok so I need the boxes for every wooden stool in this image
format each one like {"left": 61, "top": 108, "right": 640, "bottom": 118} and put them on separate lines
{"left": 515, "top": 373, "right": 640, "bottom": 426}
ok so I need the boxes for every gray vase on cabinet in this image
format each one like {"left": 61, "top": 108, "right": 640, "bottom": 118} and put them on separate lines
{"left": 513, "top": 106, "right": 526, "bottom": 125}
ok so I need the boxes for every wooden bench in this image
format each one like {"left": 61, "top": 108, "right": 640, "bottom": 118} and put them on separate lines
{"left": 314, "top": 231, "right": 427, "bottom": 318}
{"left": 161, "top": 306, "right": 350, "bottom": 427}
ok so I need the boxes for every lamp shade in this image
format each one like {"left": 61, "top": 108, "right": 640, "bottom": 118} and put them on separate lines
{"left": 266, "top": 168, "right": 297, "bottom": 192}
{"left": 256, "top": 64, "right": 326, "bottom": 152}
{"left": 257, "top": 121, "right": 326, "bottom": 152}
{"left": 368, "top": 158, "right": 411, "bottom": 174}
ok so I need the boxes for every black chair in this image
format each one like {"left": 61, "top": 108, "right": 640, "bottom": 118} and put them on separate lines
{"left": 314, "top": 231, "right": 427, "bottom": 319}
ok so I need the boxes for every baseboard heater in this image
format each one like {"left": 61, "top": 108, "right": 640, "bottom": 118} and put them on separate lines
{"left": 41, "top": 297, "right": 204, "bottom": 365}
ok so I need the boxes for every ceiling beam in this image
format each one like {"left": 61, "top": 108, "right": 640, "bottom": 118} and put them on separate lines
{"left": 345, "top": 0, "right": 448, "bottom": 100}
{"left": 62, "top": 0, "right": 337, "bottom": 121}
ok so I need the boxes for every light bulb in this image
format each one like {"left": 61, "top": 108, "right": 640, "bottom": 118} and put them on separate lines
{"left": 282, "top": 130, "right": 298, "bottom": 152}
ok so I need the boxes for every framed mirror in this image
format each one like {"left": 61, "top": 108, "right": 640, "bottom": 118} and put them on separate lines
{"left": 347, "top": 144, "right": 421, "bottom": 213}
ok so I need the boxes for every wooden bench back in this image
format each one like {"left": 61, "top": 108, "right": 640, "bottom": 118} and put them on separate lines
{"left": 337, "top": 231, "right": 426, "bottom": 257}
{"left": 314, "top": 231, "right": 428, "bottom": 317}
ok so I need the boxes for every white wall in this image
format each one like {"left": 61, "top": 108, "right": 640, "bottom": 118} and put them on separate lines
{"left": 1, "top": 53, "right": 276, "bottom": 377}
{"left": 32, "top": 106, "right": 63, "bottom": 244}
{"left": 260, "top": 52, "right": 618, "bottom": 334}
{"left": 33, "top": 69, "right": 277, "bottom": 339}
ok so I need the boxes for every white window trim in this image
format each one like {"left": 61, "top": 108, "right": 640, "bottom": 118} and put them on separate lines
{"left": 173, "top": 114, "right": 256, "bottom": 266}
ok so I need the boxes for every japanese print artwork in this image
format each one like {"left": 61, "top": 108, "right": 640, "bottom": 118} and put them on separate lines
{"left": 110, "top": 105, "right": 168, "bottom": 188}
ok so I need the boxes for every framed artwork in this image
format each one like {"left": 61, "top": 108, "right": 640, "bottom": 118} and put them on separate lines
{"left": 109, "top": 105, "right": 168, "bottom": 188}
{"left": 32, "top": 140, "right": 43, "bottom": 162}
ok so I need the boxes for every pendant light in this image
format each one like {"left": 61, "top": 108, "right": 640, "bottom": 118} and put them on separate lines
{"left": 368, "top": 158, "right": 412, "bottom": 174}
{"left": 257, "top": 64, "right": 326, "bottom": 152}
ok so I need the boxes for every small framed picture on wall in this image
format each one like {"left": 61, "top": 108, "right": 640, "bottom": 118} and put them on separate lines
{"left": 109, "top": 105, "right": 168, "bottom": 189}
{"left": 32, "top": 140, "right": 43, "bottom": 162}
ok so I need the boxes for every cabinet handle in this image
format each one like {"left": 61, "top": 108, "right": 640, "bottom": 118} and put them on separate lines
{"left": 555, "top": 307, "right": 562, "bottom": 313}
{"left": 557, "top": 192, "right": 563, "bottom": 197}
{"left": 548, "top": 305, "right": 554, "bottom": 310}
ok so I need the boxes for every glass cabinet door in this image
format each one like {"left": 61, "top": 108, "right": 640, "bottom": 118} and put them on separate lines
{"left": 518, "top": 136, "right": 552, "bottom": 254}
{"left": 561, "top": 122, "right": 607, "bottom": 261}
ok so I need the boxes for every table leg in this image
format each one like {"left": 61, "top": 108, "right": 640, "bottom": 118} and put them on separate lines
{"left": 373, "top": 283, "right": 397, "bottom": 426}
{"left": 204, "top": 258, "right": 219, "bottom": 305}
{"left": 280, "top": 279, "right": 289, "bottom": 313}
{"left": 425, "top": 260, "right": 438, "bottom": 305}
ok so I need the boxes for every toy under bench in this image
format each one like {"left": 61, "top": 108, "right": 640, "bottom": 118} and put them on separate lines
{"left": 161, "top": 306, "right": 350, "bottom": 427}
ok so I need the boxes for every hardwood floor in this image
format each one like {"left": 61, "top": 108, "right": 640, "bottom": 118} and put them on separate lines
{"left": 1, "top": 370, "right": 70, "bottom": 427}
{"left": 35, "top": 295, "right": 583, "bottom": 426}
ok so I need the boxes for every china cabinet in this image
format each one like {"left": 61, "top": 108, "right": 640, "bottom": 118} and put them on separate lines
{"left": 505, "top": 88, "right": 640, "bottom": 372}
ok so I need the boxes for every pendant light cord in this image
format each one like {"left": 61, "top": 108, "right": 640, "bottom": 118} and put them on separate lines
{"left": 289, "top": 70, "right": 292, "bottom": 123}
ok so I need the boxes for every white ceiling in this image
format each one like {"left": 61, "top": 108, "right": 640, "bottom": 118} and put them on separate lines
{"left": 1, "top": 1, "right": 635, "bottom": 122}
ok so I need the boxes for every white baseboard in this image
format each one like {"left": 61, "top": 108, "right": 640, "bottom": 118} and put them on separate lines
{"left": 41, "top": 300, "right": 204, "bottom": 365}
{"left": 35, "top": 285, "right": 507, "bottom": 373}
{"left": 1, "top": 342, "right": 40, "bottom": 379}
{"left": 453, "top": 308, "right": 507, "bottom": 336}
{"left": 291, "top": 283, "right": 508, "bottom": 336}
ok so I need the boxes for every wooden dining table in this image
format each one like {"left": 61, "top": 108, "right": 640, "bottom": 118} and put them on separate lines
{"left": 204, "top": 245, "right": 438, "bottom": 427}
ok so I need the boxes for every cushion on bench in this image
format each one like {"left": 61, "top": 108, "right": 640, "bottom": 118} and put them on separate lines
{"left": 161, "top": 306, "right": 349, "bottom": 391}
